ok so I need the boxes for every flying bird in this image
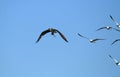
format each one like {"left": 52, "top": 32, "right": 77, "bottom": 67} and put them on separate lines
{"left": 109, "top": 55, "right": 120, "bottom": 66}
{"left": 111, "top": 39, "right": 120, "bottom": 45}
{"left": 96, "top": 26, "right": 120, "bottom": 32}
{"left": 78, "top": 33, "right": 105, "bottom": 43}
{"left": 36, "top": 28, "right": 68, "bottom": 43}
{"left": 110, "top": 15, "right": 120, "bottom": 28}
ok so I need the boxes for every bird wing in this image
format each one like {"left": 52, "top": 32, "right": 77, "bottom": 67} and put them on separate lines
{"left": 109, "top": 55, "right": 118, "bottom": 63}
{"left": 36, "top": 29, "right": 50, "bottom": 43}
{"left": 78, "top": 33, "right": 89, "bottom": 40}
{"left": 111, "top": 39, "right": 120, "bottom": 45}
{"left": 110, "top": 15, "right": 119, "bottom": 25}
{"left": 55, "top": 29, "right": 68, "bottom": 42}
{"left": 96, "top": 27, "right": 107, "bottom": 31}
{"left": 92, "top": 38, "right": 105, "bottom": 42}
{"left": 112, "top": 28, "right": 120, "bottom": 32}
{"left": 110, "top": 15, "right": 115, "bottom": 22}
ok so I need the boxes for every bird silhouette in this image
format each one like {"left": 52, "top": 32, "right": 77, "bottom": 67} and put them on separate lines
{"left": 109, "top": 55, "right": 120, "bottom": 66}
{"left": 110, "top": 15, "right": 120, "bottom": 28}
{"left": 36, "top": 28, "right": 68, "bottom": 43}
{"left": 96, "top": 26, "right": 120, "bottom": 32}
{"left": 78, "top": 33, "right": 105, "bottom": 43}
{"left": 111, "top": 39, "right": 120, "bottom": 45}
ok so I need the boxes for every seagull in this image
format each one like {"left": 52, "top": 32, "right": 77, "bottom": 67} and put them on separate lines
{"left": 36, "top": 28, "right": 68, "bottom": 43}
{"left": 111, "top": 39, "right": 120, "bottom": 45}
{"left": 109, "top": 55, "right": 120, "bottom": 66}
{"left": 96, "top": 26, "right": 120, "bottom": 32}
{"left": 77, "top": 33, "right": 105, "bottom": 43}
{"left": 110, "top": 15, "right": 120, "bottom": 28}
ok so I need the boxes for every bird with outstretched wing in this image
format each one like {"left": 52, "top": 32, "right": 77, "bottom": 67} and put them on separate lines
{"left": 78, "top": 33, "right": 105, "bottom": 43}
{"left": 96, "top": 26, "right": 120, "bottom": 32}
{"left": 36, "top": 28, "right": 68, "bottom": 43}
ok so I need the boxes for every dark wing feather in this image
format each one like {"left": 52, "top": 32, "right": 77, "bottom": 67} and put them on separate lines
{"left": 93, "top": 38, "right": 105, "bottom": 42}
{"left": 109, "top": 55, "right": 113, "bottom": 59}
{"left": 110, "top": 15, "right": 119, "bottom": 25}
{"left": 36, "top": 29, "right": 50, "bottom": 43}
{"left": 111, "top": 39, "right": 120, "bottom": 45}
{"left": 110, "top": 15, "right": 115, "bottom": 22}
{"left": 96, "top": 27, "right": 107, "bottom": 31}
{"left": 109, "top": 55, "right": 118, "bottom": 63}
{"left": 78, "top": 33, "right": 89, "bottom": 40}
{"left": 55, "top": 29, "right": 68, "bottom": 42}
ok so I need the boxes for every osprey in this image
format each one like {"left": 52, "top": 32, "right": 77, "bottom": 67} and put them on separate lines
{"left": 77, "top": 33, "right": 105, "bottom": 43}
{"left": 111, "top": 39, "right": 120, "bottom": 45}
{"left": 110, "top": 15, "right": 120, "bottom": 28}
{"left": 96, "top": 26, "right": 120, "bottom": 32}
{"left": 36, "top": 28, "right": 68, "bottom": 43}
{"left": 109, "top": 55, "right": 120, "bottom": 66}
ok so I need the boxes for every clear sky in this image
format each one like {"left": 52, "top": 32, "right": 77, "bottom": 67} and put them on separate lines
{"left": 1, "top": 0, "right": 120, "bottom": 77}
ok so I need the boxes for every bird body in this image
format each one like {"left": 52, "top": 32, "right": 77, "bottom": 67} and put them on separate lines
{"left": 106, "top": 26, "right": 111, "bottom": 30}
{"left": 36, "top": 28, "right": 68, "bottom": 43}
{"left": 49, "top": 28, "right": 57, "bottom": 35}
{"left": 90, "top": 39, "right": 94, "bottom": 43}
{"left": 89, "top": 39, "right": 96, "bottom": 43}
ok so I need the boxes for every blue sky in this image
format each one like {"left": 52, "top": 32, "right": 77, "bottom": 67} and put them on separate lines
{"left": 1, "top": 0, "right": 120, "bottom": 77}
